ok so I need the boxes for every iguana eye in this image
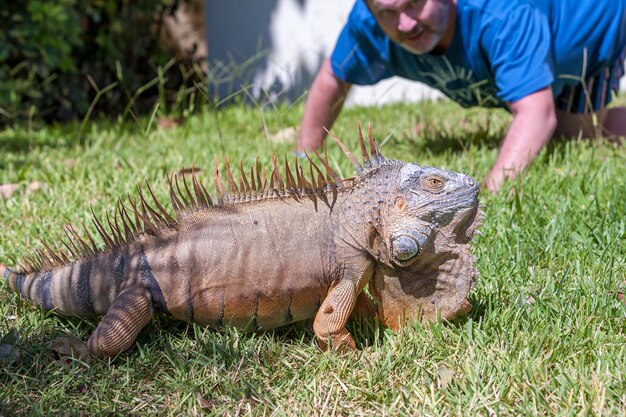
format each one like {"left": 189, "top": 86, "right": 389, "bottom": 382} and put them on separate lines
{"left": 424, "top": 176, "right": 445, "bottom": 190}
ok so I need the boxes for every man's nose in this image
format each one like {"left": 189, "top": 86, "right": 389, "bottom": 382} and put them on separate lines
{"left": 398, "top": 12, "right": 418, "bottom": 33}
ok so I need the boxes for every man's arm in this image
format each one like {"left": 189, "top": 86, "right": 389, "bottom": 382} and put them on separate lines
{"left": 297, "top": 58, "right": 352, "bottom": 152}
{"left": 485, "top": 87, "right": 557, "bottom": 193}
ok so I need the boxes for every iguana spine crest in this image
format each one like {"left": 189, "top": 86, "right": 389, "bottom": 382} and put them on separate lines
{"left": 16, "top": 122, "right": 384, "bottom": 276}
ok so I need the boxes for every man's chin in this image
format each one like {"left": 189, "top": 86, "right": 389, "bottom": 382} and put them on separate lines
{"left": 398, "top": 38, "right": 439, "bottom": 55}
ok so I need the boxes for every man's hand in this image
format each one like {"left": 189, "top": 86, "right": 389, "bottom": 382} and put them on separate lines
{"left": 485, "top": 87, "right": 557, "bottom": 193}
{"left": 297, "top": 58, "right": 352, "bottom": 152}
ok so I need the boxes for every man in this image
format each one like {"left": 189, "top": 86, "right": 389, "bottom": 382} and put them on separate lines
{"left": 296, "top": 0, "right": 626, "bottom": 192}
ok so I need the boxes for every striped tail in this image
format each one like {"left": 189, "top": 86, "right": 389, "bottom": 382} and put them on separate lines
{"left": 1, "top": 263, "right": 26, "bottom": 294}
{"left": 1, "top": 255, "right": 125, "bottom": 317}
{"left": 2, "top": 262, "right": 61, "bottom": 312}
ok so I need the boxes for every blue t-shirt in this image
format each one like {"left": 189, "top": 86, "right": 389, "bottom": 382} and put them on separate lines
{"left": 331, "top": 0, "right": 626, "bottom": 108}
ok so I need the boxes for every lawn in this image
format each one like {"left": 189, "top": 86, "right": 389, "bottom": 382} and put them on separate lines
{"left": 1, "top": 99, "right": 625, "bottom": 416}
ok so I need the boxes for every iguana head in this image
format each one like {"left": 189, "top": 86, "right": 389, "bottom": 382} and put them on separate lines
{"left": 371, "top": 162, "right": 482, "bottom": 330}
{"left": 384, "top": 163, "right": 480, "bottom": 268}
{"left": 330, "top": 123, "right": 482, "bottom": 330}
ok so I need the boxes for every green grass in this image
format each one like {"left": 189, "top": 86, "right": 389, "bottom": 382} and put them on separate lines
{"left": 1, "top": 100, "right": 625, "bottom": 416}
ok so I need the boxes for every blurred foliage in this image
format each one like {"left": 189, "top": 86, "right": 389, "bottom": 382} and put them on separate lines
{"left": 0, "top": 0, "right": 199, "bottom": 126}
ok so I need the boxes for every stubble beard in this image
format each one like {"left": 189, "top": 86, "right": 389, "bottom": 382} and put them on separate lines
{"left": 398, "top": 0, "right": 450, "bottom": 55}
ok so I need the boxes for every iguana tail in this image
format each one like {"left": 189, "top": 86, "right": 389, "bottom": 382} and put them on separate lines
{"left": 2, "top": 256, "right": 156, "bottom": 357}
{"left": 2, "top": 263, "right": 21, "bottom": 291}
{"left": 1, "top": 252, "right": 126, "bottom": 317}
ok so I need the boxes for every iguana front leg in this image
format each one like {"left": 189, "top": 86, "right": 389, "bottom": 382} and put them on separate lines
{"left": 350, "top": 291, "right": 376, "bottom": 320}
{"left": 313, "top": 263, "right": 373, "bottom": 351}
{"left": 86, "top": 284, "right": 153, "bottom": 357}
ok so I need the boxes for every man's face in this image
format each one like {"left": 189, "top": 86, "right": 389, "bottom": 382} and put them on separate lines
{"left": 367, "top": 0, "right": 453, "bottom": 54}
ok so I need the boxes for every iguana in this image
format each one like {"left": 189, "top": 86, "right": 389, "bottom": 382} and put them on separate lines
{"left": 0, "top": 124, "right": 482, "bottom": 357}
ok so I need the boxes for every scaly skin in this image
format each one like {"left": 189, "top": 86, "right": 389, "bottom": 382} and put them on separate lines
{"left": 1, "top": 125, "right": 482, "bottom": 357}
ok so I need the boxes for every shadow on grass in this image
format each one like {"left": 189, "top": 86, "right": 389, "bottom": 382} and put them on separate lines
{"left": 401, "top": 118, "right": 505, "bottom": 157}
{"left": 2, "top": 298, "right": 482, "bottom": 370}
{"left": 400, "top": 113, "right": 622, "bottom": 160}
{"left": 465, "top": 297, "right": 489, "bottom": 322}
{"left": 149, "top": 315, "right": 384, "bottom": 357}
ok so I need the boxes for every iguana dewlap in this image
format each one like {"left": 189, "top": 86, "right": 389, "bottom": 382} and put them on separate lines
{"left": 1, "top": 124, "right": 482, "bottom": 357}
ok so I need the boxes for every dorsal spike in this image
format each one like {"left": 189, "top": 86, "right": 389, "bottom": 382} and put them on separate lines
{"left": 296, "top": 165, "right": 304, "bottom": 192}
{"left": 325, "top": 127, "right": 363, "bottom": 175}
{"left": 249, "top": 165, "right": 257, "bottom": 198}
{"left": 255, "top": 157, "right": 263, "bottom": 195}
{"left": 37, "top": 248, "right": 52, "bottom": 270}
{"left": 91, "top": 207, "right": 115, "bottom": 248}
{"left": 270, "top": 154, "right": 285, "bottom": 192}
{"left": 105, "top": 211, "right": 121, "bottom": 246}
{"left": 81, "top": 222, "right": 99, "bottom": 255}
{"left": 139, "top": 186, "right": 167, "bottom": 226}
{"left": 167, "top": 174, "right": 184, "bottom": 218}
{"left": 116, "top": 201, "right": 131, "bottom": 241}
{"left": 58, "top": 249, "right": 71, "bottom": 264}
{"left": 225, "top": 159, "right": 240, "bottom": 200}
{"left": 138, "top": 195, "right": 159, "bottom": 235}
{"left": 367, "top": 122, "right": 379, "bottom": 167}
{"left": 239, "top": 160, "right": 251, "bottom": 199}
{"left": 357, "top": 121, "right": 371, "bottom": 169}
{"left": 295, "top": 157, "right": 303, "bottom": 191}
{"left": 187, "top": 163, "right": 201, "bottom": 208}
{"left": 238, "top": 178, "right": 246, "bottom": 199}
{"left": 312, "top": 144, "right": 341, "bottom": 184}
{"left": 22, "top": 254, "right": 38, "bottom": 273}
{"left": 67, "top": 224, "right": 93, "bottom": 256}
{"left": 284, "top": 156, "right": 297, "bottom": 193}
{"left": 198, "top": 176, "right": 213, "bottom": 207}
{"left": 128, "top": 197, "right": 143, "bottom": 232}
{"left": 41, "top": 240, "right": 63, "bottom": 266}
{"left": 324, "top": 140, "right": 341, "bottom": 183}
{"left": 173, "top": 175, "right": 191, "bottom": 211}
{"left": 214, "top": 163, "right": 225, "bottom": 205}
{"left": 309, "top": 159, "right": 317, "bottom": 190}
{"left": 298, "top": 163, "right": 317, "bottom": 209}
{"left": 61, "top": 226, "right": 81, "bottom": 258}
{"left": 112, "top": 206, "right": 128, "bottom": 244}
{"left": 181, "top": 174, "right": 197, "bottom": 210}
{"left": 366, "top": 122, "right": 386, "bottom": 167}
{"left": 123, "top": 199, "right": 140, "bottom": 237}
{"left": 117, "top": 200, "right": 135, "bottom": 240}
{"left": 306, "top": 154, "right": 324, "bottom": 191}
{"left": 137, "top": 187, "right": 157, "bottom": 233}
{"left": 261, "top": 166, "right": 268, "bottom": 195}
{"left": 190, "top": 171, "right": 204, "bottom": 209}
{"left": 191, "top": 170, "right": 211, "bottom": 208}
{"left": 145, "top": 180, "right": 176, "bottom": 225}
{"left": 60, "top": 238, "right": 77, "bottom": 260}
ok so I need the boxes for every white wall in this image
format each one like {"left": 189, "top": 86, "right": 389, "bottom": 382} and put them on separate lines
{"left": 250, "top": 0, "right": 442, "bottom": 106}
{"left": 205, "top": 0, "right": 440, "bottom": 107}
